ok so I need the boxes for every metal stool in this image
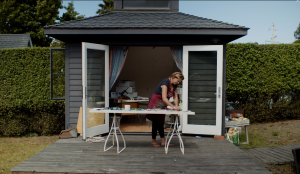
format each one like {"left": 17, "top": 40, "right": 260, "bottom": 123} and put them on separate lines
{"left": 104, "top": 113, "right": 126, "bottom": 154}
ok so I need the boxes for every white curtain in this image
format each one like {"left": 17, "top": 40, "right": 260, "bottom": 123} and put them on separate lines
{"left": 170, "top": 46, "right": 183, "bottom": 71}
{"left": 109, "top": 47, "right": 129, "bottom": 90}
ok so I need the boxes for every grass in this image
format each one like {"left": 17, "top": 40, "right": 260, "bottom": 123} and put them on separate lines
{"left": 239, "top": 119, "right": 300, "bottom": 148}
{"left": 0, "top": 135, "right": 59, "bottom": 174}
{"left": 267, "top": 163, "right": 297, "bottom": 174}
{"left": 272, "top": 131, "right": 280, "bottom": 136}
{"left": 237, "top": 119, "right": 300, "bottom": 174}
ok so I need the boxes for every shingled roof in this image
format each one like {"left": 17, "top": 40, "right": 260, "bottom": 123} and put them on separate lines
{"left": 0, "top": 34, "right": 33, "bottom": 50}
{"left": 45, "top": 12, "right": 248, "bottom": 29}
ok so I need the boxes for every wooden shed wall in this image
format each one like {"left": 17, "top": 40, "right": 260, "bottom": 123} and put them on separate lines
{"left": 65, "top": 42, "right": 82, "bottom": 128}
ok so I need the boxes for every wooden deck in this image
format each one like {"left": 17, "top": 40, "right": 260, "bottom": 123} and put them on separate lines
{"left": 246, "top": 143, "right": 300, "bottom": 164}
{"left": 12, "top": 135, "right": 271, "bottom": 174}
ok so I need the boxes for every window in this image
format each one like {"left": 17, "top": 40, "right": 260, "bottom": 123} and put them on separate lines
{"left": 188, "top": 51, "right": 217, "bottom": 125}
{"left": 123, "top": 0, "right": 170, "bottom": 9}
{"left": 50, "top": 48, "right": 65, "bottom": 100}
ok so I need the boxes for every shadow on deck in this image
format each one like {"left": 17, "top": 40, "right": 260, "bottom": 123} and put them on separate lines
{"left": 12, "top": 135, "right": 271, "bottom": 174}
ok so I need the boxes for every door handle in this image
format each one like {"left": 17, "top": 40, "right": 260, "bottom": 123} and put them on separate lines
{"left": 218, "top": 87, "right": 221, "bottom": 98}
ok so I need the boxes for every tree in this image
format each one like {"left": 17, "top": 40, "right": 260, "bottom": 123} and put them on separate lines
{"left": 96, "top": 0, "right": 114, "bottom": 15}
{"left": 0, "top": 0, "right": 62, "bottom": 47}
{"left": 59, "top": 1, "right": 85, "bottom": 23}
{"left": 50, "top": 39, "right": 65, "bottom": 48}
{"left": 294, "top": 39, "right": 300, "bottom": 44}
{"left": 294, "top": 23, "right": 300, "bottom": 43}
{"left": 52, "top": 1, "right": 85, "bottom": 48}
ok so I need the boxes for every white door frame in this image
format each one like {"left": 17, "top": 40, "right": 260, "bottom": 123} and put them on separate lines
{"left": 82, "top": 42, "right": 109, "bottom": 139}
{"left": 182, "top": 45, "right": 223, "bottom": 135}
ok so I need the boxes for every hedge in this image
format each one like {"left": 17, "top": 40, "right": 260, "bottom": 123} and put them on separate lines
{"left": 226, "top": 43, "right": 300, "bottom": 122}
{"left": 1, "top": 44, "right": 300, "bottom": 136}
{"left": 0, "top": 48, "right": 65, "bottom": 136}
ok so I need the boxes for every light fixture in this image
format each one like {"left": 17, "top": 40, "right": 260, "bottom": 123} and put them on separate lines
{"left": 211, "top": 38, "right": 220, "bottom": 44}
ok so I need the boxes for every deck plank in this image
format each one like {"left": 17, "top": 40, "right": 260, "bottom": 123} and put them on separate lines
{"left": 247, "top": 144, "right": 300, "bottom": 164}
{"left": 12, "top": 136, "right": 271, "bottom": 174}
{"left": 253, "top": 148, "right": 291, "bottom": 162}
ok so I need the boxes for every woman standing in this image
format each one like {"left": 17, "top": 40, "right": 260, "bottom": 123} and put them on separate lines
{"left": 146, "top": 72, "right": 184, "bottom": 147}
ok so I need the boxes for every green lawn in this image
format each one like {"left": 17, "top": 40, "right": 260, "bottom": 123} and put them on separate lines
{"left": 0, "top": 135, "right": 59, "bottom": 174}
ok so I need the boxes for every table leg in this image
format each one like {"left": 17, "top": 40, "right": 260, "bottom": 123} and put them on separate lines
{"left": 245, "top": 125, "right": 249, "bottom": 144}
{"left": 104, "top": 113, "right": 126, "bottom": 154}
{"left": 165, "top": 121, "right": 173, "bottom": 153}
{"left": 165, "top": 115, "right": 184, "bottom": 155}
{"left": 117, "top": 117, "right": 126, "bottom": 154}
{"left": 240, "top": 125, "right": 249, "bottom": 145}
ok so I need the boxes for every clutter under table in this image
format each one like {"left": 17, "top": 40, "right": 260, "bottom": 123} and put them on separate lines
{"left": 225, "top": 119, "right": 250, "bottom": 144}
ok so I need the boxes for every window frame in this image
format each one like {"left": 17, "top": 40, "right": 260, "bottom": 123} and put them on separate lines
{"left": 122, "top": 0, "right": 170, "bottom": 10}
{"left": 114, "top": 0, "right": 178, "bottom": 12}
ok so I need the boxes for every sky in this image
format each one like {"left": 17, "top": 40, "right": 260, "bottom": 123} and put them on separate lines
{"left": 58, "top": 1, "right": 300, "bottom": 44}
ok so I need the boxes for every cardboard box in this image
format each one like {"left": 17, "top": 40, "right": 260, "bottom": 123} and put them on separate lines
{"left": 77, "top": 107, "right": 105, "bottom": 133}
{"left": 77, "top": 107, "right": 83, "bottom": 134}
{"left": 119, "top": 81, "right": 135, "bottom": 87}
{"left": 116, "top": 86, "right": 135, "bottom": 93}
{"left": 87, "top": 108, "right": 105, "bottom": 128}
{"left": 126, "top": 92, "right": 137, "bottom": 98}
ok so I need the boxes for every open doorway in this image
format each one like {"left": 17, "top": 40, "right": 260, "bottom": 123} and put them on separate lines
{"left": 110, "top": 46, "right": 181, "bottom": 132}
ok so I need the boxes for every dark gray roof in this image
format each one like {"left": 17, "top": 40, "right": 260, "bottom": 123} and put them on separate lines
{"left": 0, "top": 34, "right": 32, "bottom": 50}
{"left": 45, "top": 12, "right": 248, "bottom": 29}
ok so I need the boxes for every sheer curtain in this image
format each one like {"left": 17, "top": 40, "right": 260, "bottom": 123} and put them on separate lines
{"left": 109, "top": 47, "right": 129, "bottom": 90}
{"left": 170, "top": 46, "right": 183, "bottom": 71}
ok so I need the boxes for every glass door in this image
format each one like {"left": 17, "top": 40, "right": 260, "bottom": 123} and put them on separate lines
{"left": 82, "top": 42, "right": 109, "bottom": 139}
{"left": 182, "top": 45, "right": 223, "bottom": 135}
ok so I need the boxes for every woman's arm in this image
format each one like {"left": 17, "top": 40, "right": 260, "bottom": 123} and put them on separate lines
{"left": 161, "top": 85, "right": 175, "bottom": 108}
{"left": 173, "top": 89, "right": 179, "bottom": 108}
{"left": 161, "top": 85, "right": 180, "bottom": 110}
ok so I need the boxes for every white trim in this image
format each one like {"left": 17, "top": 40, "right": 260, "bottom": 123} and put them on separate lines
{"left": 182, "top": 45, "right": 223, "bottom": 135}
{"left": 82, "top": 42, "right": 109, "bottom": 139}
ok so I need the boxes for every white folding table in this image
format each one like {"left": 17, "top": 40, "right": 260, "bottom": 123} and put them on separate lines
{"left": 89, "top": 109, "right": 195, "bottom": 154}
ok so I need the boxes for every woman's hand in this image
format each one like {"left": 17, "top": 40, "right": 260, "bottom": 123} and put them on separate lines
{"left": 173, "top": 106, "right": 181, "bottom": 111}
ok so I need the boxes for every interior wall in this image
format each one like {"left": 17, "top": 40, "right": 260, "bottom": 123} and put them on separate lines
{"left": 111, "top": 47, "right": 180, "bottom": 99}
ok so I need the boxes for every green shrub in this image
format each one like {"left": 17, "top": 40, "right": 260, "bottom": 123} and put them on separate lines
{"left": 226, "top": 43, "right": 300, "bottom": 122}
{"left": 0, "top": 48, "right": 65, "bottom": 136}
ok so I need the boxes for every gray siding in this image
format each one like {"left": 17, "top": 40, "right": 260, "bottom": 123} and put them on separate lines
{"left": 66, "top": 42, "right": 82, "bottom": 128}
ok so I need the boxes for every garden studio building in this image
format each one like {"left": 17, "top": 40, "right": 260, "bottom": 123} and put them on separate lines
{"left": 44, "top": 0, "right": 249, "bottom": 139}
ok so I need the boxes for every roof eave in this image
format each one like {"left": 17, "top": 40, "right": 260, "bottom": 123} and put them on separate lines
{"left": 44, "top": 28, "right": 248, "bottom": 36}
